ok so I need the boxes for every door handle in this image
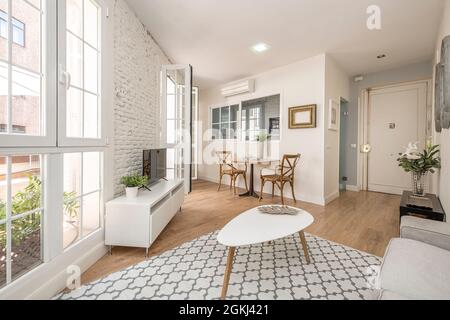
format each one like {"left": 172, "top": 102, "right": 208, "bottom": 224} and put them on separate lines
{"left": 361, "top": 144, "right": 372, "bottom": 153}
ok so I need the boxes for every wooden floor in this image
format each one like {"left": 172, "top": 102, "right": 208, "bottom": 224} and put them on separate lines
{"left": 81, "top": 180, "right": 401, "bottom": 285}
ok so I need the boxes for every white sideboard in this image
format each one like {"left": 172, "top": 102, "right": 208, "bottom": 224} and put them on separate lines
{"left": 105, "top": 179, "right": 185, "bottom": 256}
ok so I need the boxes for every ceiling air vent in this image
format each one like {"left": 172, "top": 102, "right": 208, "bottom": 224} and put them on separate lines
{"left": 221, "top": 80, "right": 255, "bottom": 97}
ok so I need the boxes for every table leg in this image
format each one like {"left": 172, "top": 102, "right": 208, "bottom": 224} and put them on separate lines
{"left": 299, "top": 231, "right": 311, "bottom": 264}
{"left": 239, "top": 164, "right": 259, "bottom": 198}
{"left": 221, "top": 247, "right": 236, "bottom": 300}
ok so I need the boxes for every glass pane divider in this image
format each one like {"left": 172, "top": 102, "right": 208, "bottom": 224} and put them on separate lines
{"left": 81, "top": 0, "right": 85, "bottom": 140}
{"left": 66, "top": 29, "right": 100, "bottom": 53}
{"left": 68, "top": 189, "right": 101, "bottom": 202}
{"left": 0, "top": 58, "right": 43, "bottom": 77}
{"left": 10, "top": 208, "right": 44, "bottom": 222}
{"left": 7, "top": 0, "right": 12, "bottom": 135}
{"left": 22, "top": 0, "right": 42, "bottom": 13}
{"left": 67, "top": 83, "right": 98, "bottom": 97}
{"left": 5, "top": 156, "right": 12, "bottom": 284}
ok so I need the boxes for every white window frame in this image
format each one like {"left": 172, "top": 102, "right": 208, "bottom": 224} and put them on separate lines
{"left": 161, "top": 64, "right": 192, "bottom": 194}
{"left": 0, "top": 0, "right": 108, "bottom": 293}
{"left": 209, "top": 104, "right": 241, "bottom": 141}
{"left": 0, "top": 0, "right": 57, "bottom": 148}
{"left": 57, "top": 0, "right": 106, "bottom": 147}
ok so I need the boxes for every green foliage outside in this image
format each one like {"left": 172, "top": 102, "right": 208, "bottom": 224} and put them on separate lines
{"left": 120, "top": 175, "right": 149, "bottom": 188}
{"left": 0, "top": 176, "right": 79, "bottom": 247}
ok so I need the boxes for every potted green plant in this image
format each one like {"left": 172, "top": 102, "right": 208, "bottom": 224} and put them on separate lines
{"left": 397, "top": 142, "right": 441, "bottom": 197}
{"left": 120, "top": 175, "right": 149, "bottom": 198}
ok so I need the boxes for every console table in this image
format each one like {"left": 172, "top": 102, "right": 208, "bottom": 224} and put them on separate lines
{"left": 105, "top": 180, "right": 185, "bottom": 256}
{"left": 400, "top": 191, "right": 446, "bottom": 222}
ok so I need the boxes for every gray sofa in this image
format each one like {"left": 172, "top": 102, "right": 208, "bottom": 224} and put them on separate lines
{"left": 378, "top": 216, "right": 450, "bottom": 300}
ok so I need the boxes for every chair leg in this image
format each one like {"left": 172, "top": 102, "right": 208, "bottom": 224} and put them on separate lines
{"left": 230, "top": 175, "right": 233, "bottom": 191}
{"left": 233, "top": 175, "right": 238, "bottom": 195}
{"left": 272, "top": 182, "right": 275, "bottom": 198}
{"left": 243, "top": 173, "right": 249, "bottom": 192}
{"left": 290, "top": 181, "right": 297, "bottom": 203}
{"left": 218, "top": 174, "right": 223, "bottom": 192}
{"left": 259, "top": 179, "right": 265, "bottom": 201}
{"left": 280, "top": 181, "right": 285, "bottom": 205}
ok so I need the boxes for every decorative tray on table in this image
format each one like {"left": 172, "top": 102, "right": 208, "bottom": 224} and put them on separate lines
{"left": 257, "top": 205, "right": 300, "bottom": 216}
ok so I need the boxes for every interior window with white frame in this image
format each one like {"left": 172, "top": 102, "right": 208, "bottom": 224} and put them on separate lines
{"left": 211, "top": 105, "right": 239, "bottom": 140}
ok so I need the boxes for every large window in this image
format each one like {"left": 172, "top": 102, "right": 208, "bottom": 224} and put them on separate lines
{"left": 210, "top": 95, "right": 280, "bottom": 142}
{"left": 0, "top": 0, "right": 105, "bottom": 291}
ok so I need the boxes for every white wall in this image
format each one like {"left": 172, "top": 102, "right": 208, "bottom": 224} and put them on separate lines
{"left": 324, "top": 56, "right": 350, "bottom": 203}
{"left": 435, "top": 0, "right": 450, "bottom": 216}
{"left": 113, "top": 0, "right": 170, "bottom": 196}
{"left": 198, "top": 54, "right": 350, "bottom": 205}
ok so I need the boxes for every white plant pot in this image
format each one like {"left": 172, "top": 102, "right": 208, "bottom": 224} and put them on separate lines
{"left": 257, "top": 142, "right": 265, "bottom": 160}
{"left": 125, "top": 187, "right": 139, "bottom": 199}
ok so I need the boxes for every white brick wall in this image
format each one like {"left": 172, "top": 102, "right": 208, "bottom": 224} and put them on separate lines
{"left": 113, "top": 0, "right": 170, "bottom": 196}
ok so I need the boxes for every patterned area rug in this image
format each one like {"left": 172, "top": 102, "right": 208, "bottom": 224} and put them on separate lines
{"left": 57, "top": 232, "right": 382, "bottom": 300}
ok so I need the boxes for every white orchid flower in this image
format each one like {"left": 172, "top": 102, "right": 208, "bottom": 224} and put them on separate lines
{"left": 403, "top": 142, "right": 421, "bottom": 160}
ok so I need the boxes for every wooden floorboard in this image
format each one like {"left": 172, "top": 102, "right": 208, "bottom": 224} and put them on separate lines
{"left": 81, "top": 180, "right": 401, "bottom": 285}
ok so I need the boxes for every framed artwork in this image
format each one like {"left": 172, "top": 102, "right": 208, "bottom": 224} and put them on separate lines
{"left": 328, "top": 99, "right": 339, "bottom": 131}
{"left": 289, "top": 105, "right": 317, "bottom": 129}
{"left": 269, "top": 117, "right": 280, "bottom": 134}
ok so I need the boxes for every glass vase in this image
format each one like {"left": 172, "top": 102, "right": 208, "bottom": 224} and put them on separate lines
{"left": 411, "top": 172, "right": 427, "bottom": 197}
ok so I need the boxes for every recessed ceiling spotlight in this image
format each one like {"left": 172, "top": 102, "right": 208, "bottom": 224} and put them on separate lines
{"left": 251, "top": 43, "right": 270, "bottom": 54}
{"left": 377, "top": 54, "right": 387, "bottom": 59}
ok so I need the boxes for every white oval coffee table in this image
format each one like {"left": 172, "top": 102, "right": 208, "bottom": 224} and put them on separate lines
{"left": 217, "top": 206, "right": 314, "bottom": 299}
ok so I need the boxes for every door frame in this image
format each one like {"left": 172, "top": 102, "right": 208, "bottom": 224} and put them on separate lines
{"left": 357, "top": 79, "right": 432, "bottom": 192}
{"left": 161, "top": 64, "right": 193, "bottom": 194}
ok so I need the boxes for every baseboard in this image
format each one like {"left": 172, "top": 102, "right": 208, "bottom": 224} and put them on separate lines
{"left": 346, "top": 185, "right": 360, "bottom": 192}
{"left": 198, "top": 175, "right": 326, "bottom": 207}
{"left": 325, "top": 191, "right": 340, "bottom": 205}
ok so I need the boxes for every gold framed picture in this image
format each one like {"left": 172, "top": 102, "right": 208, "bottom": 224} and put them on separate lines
{"left": 289, "top": 105, "right": 317, "bottom": 129}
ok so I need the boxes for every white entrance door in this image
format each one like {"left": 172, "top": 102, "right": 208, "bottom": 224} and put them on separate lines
{"left": 367, "top": 82, "right": 428, "bottom": 195}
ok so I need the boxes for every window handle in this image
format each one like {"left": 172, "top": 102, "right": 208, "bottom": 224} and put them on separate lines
{"left": 59, "top": 65, "right": 72, "bottom": 90}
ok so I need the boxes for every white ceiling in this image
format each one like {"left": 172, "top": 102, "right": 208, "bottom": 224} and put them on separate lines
{"left": 125, "top": 0, "right": 445, "bottom": 89}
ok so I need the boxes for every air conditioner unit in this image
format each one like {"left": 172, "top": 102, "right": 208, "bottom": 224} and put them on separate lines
{"left": 221, "top": 79, "right": 255, "bottom": 97}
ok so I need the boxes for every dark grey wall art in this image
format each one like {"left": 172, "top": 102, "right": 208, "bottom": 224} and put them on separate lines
{"left": 441, "top": 35, "right": 450, "bottom": 130}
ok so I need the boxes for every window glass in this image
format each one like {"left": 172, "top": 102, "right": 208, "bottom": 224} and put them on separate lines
{"left": 11, "top": 212, "right": 42, "bottom": 281}
{"left": 0, "top": 155, "right": 42, "bottom": 289}
{"left": 63, "top": 152, "right": 101, "bottom": 249}
{"left": 65, "top": 0, "right": 101, "bottom": 139}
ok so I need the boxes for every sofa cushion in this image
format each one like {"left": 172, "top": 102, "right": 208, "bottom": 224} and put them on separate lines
{"left": 380, "top": 238, "right": 450, "bottom": 300}
{"left": 401, "top": 216, "right": 450, "bottom": 251}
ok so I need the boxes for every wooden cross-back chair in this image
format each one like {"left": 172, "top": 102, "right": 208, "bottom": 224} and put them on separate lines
{"left": 216, "top": 151, "right": 248, "bottom": 194}
{"left": 259, "top": 154, "right": 301, "bottom": 205}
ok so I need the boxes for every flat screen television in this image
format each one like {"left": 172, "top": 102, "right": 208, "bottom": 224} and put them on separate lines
{"left": 143, "top": 149, "right": 167, "bottom": 185}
